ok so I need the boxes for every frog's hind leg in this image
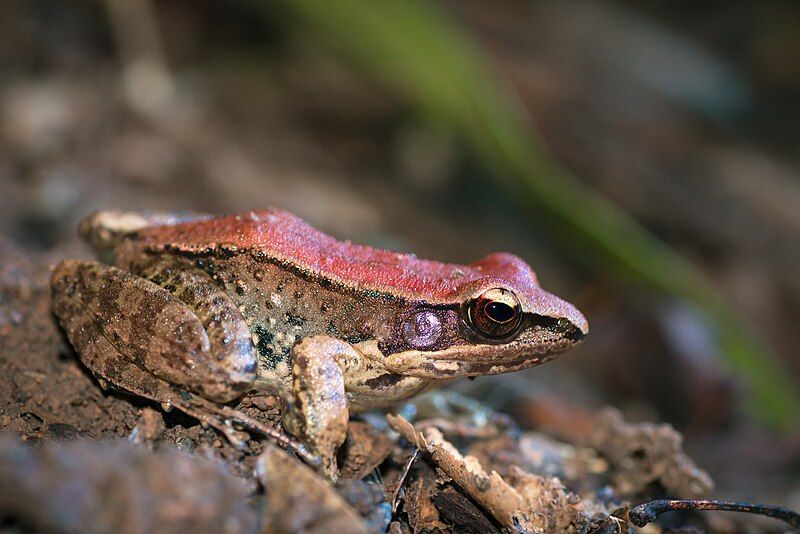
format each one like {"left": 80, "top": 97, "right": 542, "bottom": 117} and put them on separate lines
{"left": 50, "top": 259, "right": 314, "bottom": 463}
{"left": 53, "top": 311, "right": 313, "bottom": 462}
{"left": 51, "top": 259, "right": 254, "bottom": 401}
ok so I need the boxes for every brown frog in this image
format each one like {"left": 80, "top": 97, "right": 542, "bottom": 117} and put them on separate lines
{"left": 51, "top": 209, "right": 588, "bottom": 478}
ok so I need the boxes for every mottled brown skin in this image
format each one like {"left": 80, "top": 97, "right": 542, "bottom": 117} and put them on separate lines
{"left": 51, "top": 209, "right": 588, "bottom": 478}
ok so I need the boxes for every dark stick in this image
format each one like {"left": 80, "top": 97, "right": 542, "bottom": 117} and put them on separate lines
{"left": 629, "top": 499, "right": 800, "bottom": 529}
{"left": 390, "top": 448, "right": 419, "bottom": 513}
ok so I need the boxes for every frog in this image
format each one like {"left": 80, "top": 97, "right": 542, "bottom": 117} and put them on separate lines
{"left": 50, "top": 209, "right": 588, "bottom": 478}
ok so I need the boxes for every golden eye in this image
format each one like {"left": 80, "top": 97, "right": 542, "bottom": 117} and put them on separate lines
{"left": 468, "top": 288, "right": 522, "bottom": 338}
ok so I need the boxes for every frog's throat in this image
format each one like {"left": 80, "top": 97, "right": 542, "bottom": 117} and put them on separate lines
{"left": 383, "top": 345, "right": 561, "bottom": 378}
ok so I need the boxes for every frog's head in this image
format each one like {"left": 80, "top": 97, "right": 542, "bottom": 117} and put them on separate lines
{"left": 382, "top": 252, "right": 588, "bottom": 378}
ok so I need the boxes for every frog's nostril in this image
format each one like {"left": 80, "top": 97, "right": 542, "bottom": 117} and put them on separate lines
{"left": 564, "top": 322, "right": 585, "bottom": 342}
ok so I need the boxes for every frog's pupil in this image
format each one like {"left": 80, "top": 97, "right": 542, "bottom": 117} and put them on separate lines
{"left": 485, "top": 301, "right": 515, "bottom": 323}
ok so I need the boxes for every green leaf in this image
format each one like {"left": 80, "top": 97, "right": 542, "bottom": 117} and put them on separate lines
{"left": 274, "top": 0, "right": 800, "bottom": 428}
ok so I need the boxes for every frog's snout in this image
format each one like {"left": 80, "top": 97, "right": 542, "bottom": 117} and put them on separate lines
{"left": 529, "top": 313, "right": 586, "bottom": 343}
{"left": 568, "top": 303, "right": 590, "bottom": 340}
{"left": 544, "top": 317, "right": 587, "bottom": 342}
{"left": 527, "top": 292, "right": 588, "bottom": 342}
{"left": 563, "top": 319, "right": 587, "bottom": 342}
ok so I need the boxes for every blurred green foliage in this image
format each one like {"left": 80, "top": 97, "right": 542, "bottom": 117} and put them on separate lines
{"left": 273, "top": 0, "right": 799, "bottom": 428}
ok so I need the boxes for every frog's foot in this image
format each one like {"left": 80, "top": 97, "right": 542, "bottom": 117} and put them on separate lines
{"left": 283, "top": 335, "right": 354, "bottom": 480}
{"left": 171, "top": 394, "right": 318, "bottom": 466}
{"left": 50, "top": 260, "right": 314, "bottom": 464}
{"left": 74, "top": 333, "right": 313, "bottom": 461}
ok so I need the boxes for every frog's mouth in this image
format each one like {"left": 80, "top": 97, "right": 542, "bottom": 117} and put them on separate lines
{"left": 383, "top": 335, "right": 577, "bottom": 379}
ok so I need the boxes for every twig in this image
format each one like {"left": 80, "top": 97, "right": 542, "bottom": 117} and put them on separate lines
{"left": 390, "top": 448, "right": 419, "bottom": 514}
{"left": 629, "top": 499, "right": 800, "bottom": 529}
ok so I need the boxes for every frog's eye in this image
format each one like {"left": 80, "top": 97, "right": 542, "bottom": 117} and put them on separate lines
{"left": 468, "top": 288, "right": 522, "bottom": 339}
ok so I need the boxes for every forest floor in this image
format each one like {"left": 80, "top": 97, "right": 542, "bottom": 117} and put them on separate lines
{"left": 2, "top": 1, "right": 800, "bottom": 532}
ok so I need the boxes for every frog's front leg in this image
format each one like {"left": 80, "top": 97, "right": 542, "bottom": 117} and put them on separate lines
{"left": 283, "top": 336, "right": 366, "bottom": 480}
{"left": 49, "top": 259, "right": 311, "bottom": 459}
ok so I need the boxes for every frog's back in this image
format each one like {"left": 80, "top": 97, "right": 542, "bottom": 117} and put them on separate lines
{"left": 127, "top": 209, "right": 540, "bottom": 304}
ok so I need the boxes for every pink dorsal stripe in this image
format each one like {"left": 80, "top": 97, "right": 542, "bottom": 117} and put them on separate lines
{"left": 136, "top": 210, "right": 540, "bottom": 303}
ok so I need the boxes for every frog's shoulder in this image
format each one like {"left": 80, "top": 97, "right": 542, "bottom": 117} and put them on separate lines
{"left": 136, "top": 209, "right": 539, "bottom": 302}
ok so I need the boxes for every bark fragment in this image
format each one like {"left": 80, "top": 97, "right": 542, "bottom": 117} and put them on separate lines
{"left": 587, "top": 408, "right": 713, "bottom": 498}
{"left": 387, "top": 414, "right": 609, "bottom": 533}
{"left": 255, "top": 441, "right": 368, "bottom": 534}
{"left": 431, "top": 485, "right": 501, "bottom": 533}
{"left": 402, "top": 465, "right": 449, "bottom": 533}
{"left": 338, "top": 420, "right": 393, "bottom": 480}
